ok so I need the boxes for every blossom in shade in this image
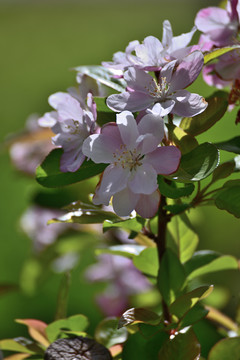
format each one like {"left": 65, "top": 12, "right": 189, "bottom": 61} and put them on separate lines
{"left": 82, "top": 111, "right": 181, "bottom": 217}
{"left": 195, "top": 0, "right": 240, "bottom": 49}
{"left": 20, "top": 206, "right": 72, "bottom": 252}
{"left": 107, "top": 52, "right": 207, "bottom": 117}
{"left": 202, "top": 49, "right": 240, "bottom": 90}
{"left": 9, "top": 114, "right": 55, "bottom": 176}
{"left": 103, "top": 20, "right": 197, "bottom": 72}
{"left": 85, "top": 254, "right": 151, "bottom": 316}
{"left": 38, "top": 91, "right": 97, "bottom": 172}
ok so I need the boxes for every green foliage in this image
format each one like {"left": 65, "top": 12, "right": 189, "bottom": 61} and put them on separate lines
{"left": 171, "top": 143, "right": 219, "bottom": 182}
{"left": 0, "top": 338, "right": 43, "bottom": 355}
{"left": 158, "top": 176, "right": 195, "bottom": 199}
{"left": 95, "top": 318, "right": 128, "bottom": 348}
{"left": 118, "top": 308, "right": 160, "bottom": 328}
{"left": 208, "top": 337, "right": 240, "bottom": 360}
{"left": 170, "top": 286, "right": 213, "bottom": 321}
{"left": 49, "top": 201, "right": 120, "bottom": 225}
{"left": 45, "top": 315, "right": 89, "bottom": 343}
{"left": 133, "top": 248, "right": 158, "bottom": 278}
{"left": 122, "top": 330, "right": 168, "bottom": 360}
{"left": 103, "top": 217, "right": 146, "bottom": 233}
{"left": 158, "top": 327, "right": 201, "bottom": 360}
{"left": 94, "top": 97, "right": 116, "bottom": 126}
{"left": 184, "top": 251, "right": 239, "bottom": 280}
{"left": 211, "top": 161, "right": 235, "bottom": 183}
{"left": 36, "top": 149, "right": 106, "bottom": 188}
{"left": 169, "top": 124, "right": 199, "bottom": 154}
{"left": 180, "top": 91, "right": 228, "bottom": 136}
{"left": 213, "top": 180, "right": 240, "bottom": 218}
{"left": 157, "top": 249, "right": 186, "bottom": 305}
{"left": 96, "top": 244, "right": 145, "bottom": 258}
{"left": 167, "top": 216, "right": 199, "bottom": 263}
{"left": 73, "top": 65, "right": 126, "bottom": 92}
{"left": 204, "top": 45, "right": 240, "bottom": 64}
{"left": 214, "top": 136, "right": 240, "bottom": 154}
{"left": 180, "top": 304, "right": 209, "bottom": 329}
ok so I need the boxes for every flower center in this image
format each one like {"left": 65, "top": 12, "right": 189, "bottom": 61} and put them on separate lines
{"left": 145, "top": 77, "right": 170, "bottom": 99}
{"left": 66, "top": 120, "right": 82, "bottom": 135}
{"left": 113, "top": 144, "right": 144, "bottom": 171}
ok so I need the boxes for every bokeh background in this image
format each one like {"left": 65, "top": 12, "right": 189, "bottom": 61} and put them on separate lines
{"left": 0, "top": 0, "right": 239, "bottom": 340}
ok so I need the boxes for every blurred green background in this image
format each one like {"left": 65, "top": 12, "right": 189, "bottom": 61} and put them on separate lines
{"left": 0, "top": 0, "right": 239, "bottom": 340}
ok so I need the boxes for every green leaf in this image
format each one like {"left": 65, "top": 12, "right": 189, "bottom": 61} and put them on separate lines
{"left": 167, "top": 216, "right": 199, "bottom": 263}
{"left": 171, "top": 143, "right": 219, "bottom": 182}
{"left": 0, "top": 338, "right": 41, "bottom": 355}
{"left": 184, "top": 251, "right": 239, "bottom": 280}
{"left": 180, "top": 304, "right": 209, "bottom": 329}
{"left": 94, "top": 97, "right": 116, "bottom": 126}
{"left": 74, "top": 65, "right": 126, "bottom": 92}
{"left": 204, "top": 45, "right": 240, "bottom": 64}
{"left": 157, "top": 249, "right": 186, "bottom": 305}
{"left": 158, "top": 327, "right": 201, "bottom": 360}
{"left": 49, "top": 205, "right": 120, "bottom": 225}
{"left": 122, "top": 331, "right": 168, "bottom": 360}
{"left": 95, "top": 318, "right": 128, "bottom": 348}
{"left": 211, "top": 161, "right": 235, "bottom": 183}
{"left": 96, "top": 244, "right": 146, "bottom": 258}
{"left": 180, "top": 91, "right": 228, "bottom": 136}
{"left": 133, "top": 248, "right": 158, "bottom": 277}
{"left": 45, "top": 315, "right": 89, "bottom": 343}
{"left": 36, "top": 149, "right": 107, "bottom": 188}
{"left": 170, "top": 125, "right": 199, "bottom": 154}
{"left": 214, "top": 181, "right": 240, "bottom": 218}
{"left": 208, "top": 337, "right": 240, "bottom": 360}
{"left": 158, "top": 176, "right": 195, "bottom": 199}
{"left": 15, "top": 319, "right": 49, "bottom": 348}
{"left": 214, "top": 136, "right": 240, "bottom": 154}
{"left": 170, "top": 285, "right": 213, "bottom": 320}
{"left": 118, "top": 308, "right": 160, "bottom": 328}
{"left": 164, "top": 203, "right": 190, "bottom": 215}
{"left": 103, "top": 217, "right": 145, "bottom": 233}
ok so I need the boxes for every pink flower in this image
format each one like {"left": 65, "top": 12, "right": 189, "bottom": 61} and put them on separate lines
{"left": 82, "top": 111, "right": 181, "bottom": 218}
{"left": 85, "top": 254, "right": 151, "bottom": 316}
{"left": 107, "top": 52, "right": 207, "bottom": 117}
{"left": 103, "top": 20, "right": 197, "bottom": 72}
{"left": 203, "top": 49, "right": 240, "bottom": 89}
{"left": 195, "top": 0, "right": 240, "bottom": 49}
{"left": 39, "top": 91, "right": 97, "bottom": 172}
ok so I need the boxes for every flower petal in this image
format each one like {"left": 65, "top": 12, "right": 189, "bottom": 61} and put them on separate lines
{"left": 82, "top": 124, "right": 122, "bottom": 163}
{"left": 38, "top": 111, "right": 58, "bottom": 128}
{"left": 107, "top": 91, "right": 154, "bottom": 112}
{"left": 112, "top": 188, "right": 139, "bottom": 217}
{"left": 116, "top": 111, "right": 139, "bottom": 149}
{"left": 170, "top": 26, "right": 197, "bottom": 52}
{"left": 145, "top": 146, "right": 181, "bottom": 175}
{"left": 173, "top": 89, "right": 208, "bottom": 117}
{"left": 136, "top": 133, "right": 160, "bottom": 154}
{"left": 169, "top": 51, "right": 204, "bottom": 92}
{"left": 49, "top": 92, "right": 83, "bottom": 122}
{"left": 135, "top": 190, "right": 160, "bottom": 218}
{"left": 135, "top": 36, "right": 164, "bottom": 68}
{"left": 162, "top": 20, "right": 173, "bottom": 48}
{"left": 98, "top": 164, "right": 129, "bottom": 195}
{"left": 138, "top": 112, "right": 164, "bottom": 143}
{"left": 124, "top": 67, "right": 154, "bottom": 92}
{"left": 128, "top": 163, "right": 158, "bottom": 194}
{"left": 60, "top": 148, "right": 85, "bottom": 172}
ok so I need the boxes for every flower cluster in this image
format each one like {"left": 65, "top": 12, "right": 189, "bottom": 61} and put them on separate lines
{"left": 195, "top": 0, "right": 240, "bottom": 97}
{"left": 38, "top": 19, "right": 209, "bottom": 218}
